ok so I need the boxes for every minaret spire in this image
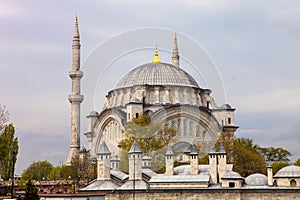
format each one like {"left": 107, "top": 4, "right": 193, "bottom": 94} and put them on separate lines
{"left": 172, "top": 32, "right": 179, "bottom": 68}
{"left": 67, "top": 16, "right": 84, "bottom": 164}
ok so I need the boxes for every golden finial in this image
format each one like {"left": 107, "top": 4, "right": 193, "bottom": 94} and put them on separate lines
{"left": 152, "top": 44, "right": 161, "bottom": 63}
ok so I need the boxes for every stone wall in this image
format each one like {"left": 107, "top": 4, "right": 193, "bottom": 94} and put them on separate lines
{"left": 105, "top": 188, "right": 300, "bottom": 200}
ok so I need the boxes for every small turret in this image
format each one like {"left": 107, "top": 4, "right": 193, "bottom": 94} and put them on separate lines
{"left": 190, "top": 145, "right": 198, "bottom": 175}
{"left": 165, "top": 145, "right": 175, "bottom": 176}
{"left": 209, "top": 144, "right": 227, "bottom": 184}
{"left": 142, "top": 155, "right": 152, "bottom": 169}
{"left": 128, "top": 140, "right": 142, "bottom": 180}
{"left": 111, "top": 154, "right": 120, "bottom": 170}
{"left": 267, "top": 165, "right": 273, "bottom": 186}
{"left": 97, "top": 141, "right": 111, "bottom": 180}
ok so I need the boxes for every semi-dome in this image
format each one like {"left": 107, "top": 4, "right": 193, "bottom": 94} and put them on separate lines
{"left": 245, "top": 173, "right": 268, "bottom": 186}
{"left": 274, "top": 165, "right": 300, "bottom": 178}
{"left": 116, "top": 62, "right": 199, "bottom": 89}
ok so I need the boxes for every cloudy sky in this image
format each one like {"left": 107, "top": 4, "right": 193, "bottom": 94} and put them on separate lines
{"left": 0, "top": 0, "right": 299, "bottom": 174}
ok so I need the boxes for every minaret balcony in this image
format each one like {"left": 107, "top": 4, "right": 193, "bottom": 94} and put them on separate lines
{"left": 68, "top": 94, "right": 84, "bottom": 103}
{"left": 69, "top": 70, "right": 83, "bottom": 78}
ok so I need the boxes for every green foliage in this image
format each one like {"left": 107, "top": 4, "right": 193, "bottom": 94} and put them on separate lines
{"left": 70, "top": 154, "right": 95, "bottom": 181}
{"left": 119, "top": 114, "right": 176, "bottom": 154}
{"left": 295, "top": 158, "right": 300, "bottom": 166}
{"left": 47, "top": 165, "right": 74, "bottom": 180}
{"left": 235, "top": 138, "right": 260, "bottom": 153}
{"left": 21, "top": 161, "right": 54, "bottom": 181}
{"left": 272, "top": 161, "right": 289, "bottom": 175}
{"left": 259, "top": 146, "right": 291, "bottom": 162}
{"left": 0, "top": 104, "right": 9, "bottom": 132}
{"left": 198, "top": 155, "right": 209, "bottom": 164}
{"left": 118, "top": 114, "right": 176, "bottom": 172}
{"left": 232, "top": 138, "right": 266, "bottom": 177}
{"left": 0, "top": 123, "right": 19, "bottom": 180}
{"left": 215, "top": 131, "right": 234, "bottom": 163}
{"left": 119, "top": 150, "right": 129, "bottom": 173}
{"left": 22, "top": 180, "right": 40, "bottom": 200}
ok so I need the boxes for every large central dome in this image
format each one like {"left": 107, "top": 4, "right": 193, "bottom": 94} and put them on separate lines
{"left": 116, "top": 62, "right": 199, "bottom": 89}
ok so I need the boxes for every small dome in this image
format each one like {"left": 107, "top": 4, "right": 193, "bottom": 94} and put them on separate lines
{"left": 274, "top": 165, "right": 300, "bottom": 178}
{"left": 221, "top": 104, "right": 232, "bottom": 109}
{"left": 221, "top": 171, "right": 243, "bottom": 180}
{"left": 88, "top": 111, "right": 98, "bottom": 116}
{"left": 245, "top": 173, "right": 268, "bottom": 186}
{"left": 116, "top": 62, "right": 199, "bottom": 89}
{"left": 142, "top": 155, "right": 152, "bottom": 161}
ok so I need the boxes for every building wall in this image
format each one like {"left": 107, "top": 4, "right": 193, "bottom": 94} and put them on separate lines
{"left": 275, "top": 177, "right": 300, "bottom": 187}
{"left": 105, "top": 189, "right": 300, "bottom": 200}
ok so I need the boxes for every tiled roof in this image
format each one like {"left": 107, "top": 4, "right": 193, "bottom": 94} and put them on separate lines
{"left": 116, "top": 62, "right": 199, "bottom": 89}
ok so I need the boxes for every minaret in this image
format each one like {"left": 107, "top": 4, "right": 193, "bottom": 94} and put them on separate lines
{"left": 67, "top": 16, "right": 84, "bottom": 164}
{"left": 172, "top": 32, "right": 179, "bottom": 67}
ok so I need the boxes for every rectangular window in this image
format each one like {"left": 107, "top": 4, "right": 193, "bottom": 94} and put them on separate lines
{"left": 228, "top": 117, "right": 231, "bottom": 124}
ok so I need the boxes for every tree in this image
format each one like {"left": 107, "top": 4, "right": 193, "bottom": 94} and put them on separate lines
{"left": 0, "top": 124, "right": 19, "bottom": 180}
{"left": 21, "top": 161, "right": 53, "bottom": 181}
{"left": 215, "top": 131, "right": 235, "bottom": 163}
{"left": 47, "top": 165, "right": 74, "bottom": 180}
{"left": 232, "top": 138, "right": 266, "bottom": 177}
{"left": 19, "top": 180, "right": 40, "bottom": 200}
{"left": 63, "top": 154, "right": 95, "bottom": 189}
{"left": 295, "top": 158, "right": 300, "bottom": 166}
{"left": 259, "top": 146, "right": 291, "bottom": 162}
{"left": 118, "top": 114, "right": 176, "bottom": 172}
{"left": 119, "top": 114, "right": 176, "bottom": 153}
{"left": 272, "top": 161, "right": 289, "bottom": 175}
{"left": 0, "top": 104, "right": 9, "bottom": 132}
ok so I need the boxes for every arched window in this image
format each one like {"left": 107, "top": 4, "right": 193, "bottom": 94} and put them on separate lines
{"left": 183, "top": 119, "right": 187, "bottom": 136}
{"left": 171, "top": 120, "right": 176, "bottom": 129}
{"left": 189, "top": 121, "right": 193, "bottom": 137}
{"left": 196, "top": 126, "right": 200, "bottom": 137}
{"left": 169, "top": 90, "right": 174, "bottom": 103}
{"left": 159, "top": 90, "right": 164, "bottom": 103}
{"left": 150, "top": 91, "right": 155, "bottom": 104}
{"left": 177, "top": 119, "right": 181, "bottom": 136}
{"left": 290, "top": 179, "right": 297, "bottom": 187}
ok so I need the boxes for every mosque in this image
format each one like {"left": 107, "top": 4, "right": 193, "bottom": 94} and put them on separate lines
{"left": 65, "top": 18, "right": 300, "bottom": 199}
{"left": 67, "top": 16, "right": 238, "bottom": 165}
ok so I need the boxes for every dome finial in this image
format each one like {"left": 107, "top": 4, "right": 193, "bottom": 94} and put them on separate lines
{"left": 152, "top": 44, "right": 161, "bottom": 63}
